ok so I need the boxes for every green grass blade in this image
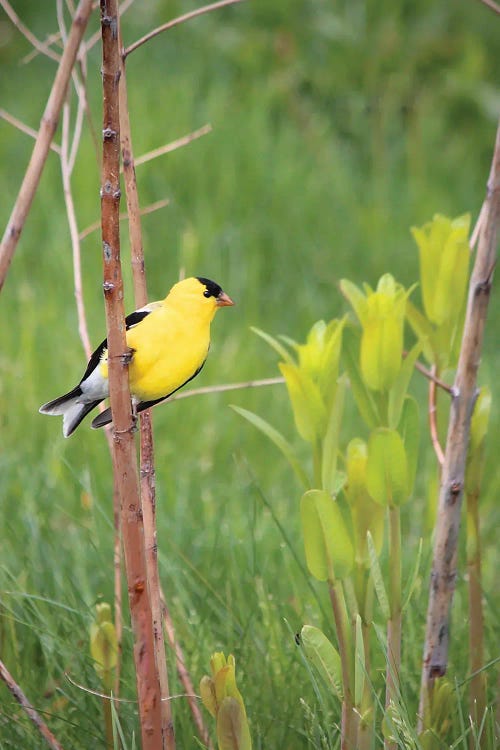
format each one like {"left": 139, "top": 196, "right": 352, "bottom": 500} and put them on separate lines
{"left": 367, "top": 531, "right": 390, "bottom": 621}
{"left": 230, "top": 405, "right": 310, "bottom": 488}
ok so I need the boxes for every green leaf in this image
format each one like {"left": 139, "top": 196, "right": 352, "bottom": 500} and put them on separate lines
{"left": 359, "top": 274, "right": 408, "bottom": 393}
{"left": 366, "top": 428, "right": 409, "bottom": 507}
{"left": 405, "top": 300, "right": 436, "bottom": 365}
{"left": 354, "top": 614, "right": 365, "bottom": 708}
{"left": 340, "top": 279, "right": 368, "bottom": 325}
{"left": 345, "top": 438, "right": 385, "bottom": 564}
{"left": 398, "top": 396, "right": 419, "bottom": 497}
{"left": 469, "top": 385, "right": 492, "bottom": 452}
{"left": 301, "top": 489, "right": 354, "bottom": 581}
{"left": 466, "top": 386, "right": 492, "bottom": 495}
{"left": 343, "top": 328, "right": 381, "bottom": 429}
{"left": 367, "top": 531, "right": 390, "bottom": 620}
{"left": 279, "top": 363, "right": 327, "bottom": 443}
{"left": 435, "top": 215, "right": 470, "bottom": 326}
{"left": 402, "top": 538, "right": 423, "bottom": 612}
{"left": 230, "top": 406, "right": 309, "bottom": 488}
{"left": 321, "top": 375, "right": 347, "bottom": 494}
{"left": 200, "top": 675, "right": 217, "bottom": 718}
{"left": 388, "top": 342, "right": 421, "bottom": 429}
{"left": 251, "top": 326, "right": 295, "bottom": 364}
{"left": 412, "top": 214, "right": 470, "bottom": 325}
{"left": 217, "top": 696, "right": 252, "bottom": 750}
{"left": 318, "top": 317, "right": 345, "bottom": 406}
{"left": 300, "top": 625, "right": 343, "bottom": 700}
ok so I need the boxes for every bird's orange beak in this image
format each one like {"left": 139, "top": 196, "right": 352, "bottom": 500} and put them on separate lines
{"left": 216, "top": 291, "right": 235, "bottom": 307}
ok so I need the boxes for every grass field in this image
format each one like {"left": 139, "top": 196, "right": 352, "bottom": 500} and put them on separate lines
{"left": 1, "top": 1, "right": 499, "bottom": 747}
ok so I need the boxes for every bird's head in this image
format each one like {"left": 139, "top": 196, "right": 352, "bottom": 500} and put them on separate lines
{"left": 165, "top": 277, "right": 234, "bottom": 320}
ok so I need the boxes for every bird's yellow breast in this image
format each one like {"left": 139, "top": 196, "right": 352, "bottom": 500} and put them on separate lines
{"left": 99, "top": 303, "right": 212, "bottom": 402}
{"left": 126, "top": 305, "right": 211, "bottom": 401}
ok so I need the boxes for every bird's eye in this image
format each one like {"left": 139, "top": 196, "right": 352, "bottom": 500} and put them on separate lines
{"left": 203, "top": 289, "right": 211, "bottom": 298}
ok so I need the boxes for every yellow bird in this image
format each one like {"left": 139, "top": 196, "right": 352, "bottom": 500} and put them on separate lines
{"left": 39, "top": 277, "right": 234, "bottom": 437}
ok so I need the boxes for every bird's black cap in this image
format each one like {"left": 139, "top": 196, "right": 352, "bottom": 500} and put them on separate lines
{"left": 197, "top": 277, "right": 223, "bottom": 298}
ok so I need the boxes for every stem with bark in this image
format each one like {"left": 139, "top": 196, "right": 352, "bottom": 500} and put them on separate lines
{"left": 118, "top": 29, "right": 175, "bottom": 748}
{"left": 100, "top": 1, "right": 163, "bottom": 746}
{"left": 418, "top": 120, "right": 500, "bottom": 728}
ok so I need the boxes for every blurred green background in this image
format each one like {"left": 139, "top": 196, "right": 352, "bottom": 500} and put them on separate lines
{"left": 0, "top": 1, "right": 499, "bottom": 747}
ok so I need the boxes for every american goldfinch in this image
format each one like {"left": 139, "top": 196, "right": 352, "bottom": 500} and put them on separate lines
{"left": 39, "top": 276, "right": 234, "bottom": 437}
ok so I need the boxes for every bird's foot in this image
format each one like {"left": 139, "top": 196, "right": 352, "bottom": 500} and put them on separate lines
{"left": 121, "top": 347, "right": 135, "bottom": 365}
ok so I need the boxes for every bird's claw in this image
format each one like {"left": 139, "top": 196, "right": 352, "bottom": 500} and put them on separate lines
{"left": 121, "top": 347, "right": 135, "bottom": 365}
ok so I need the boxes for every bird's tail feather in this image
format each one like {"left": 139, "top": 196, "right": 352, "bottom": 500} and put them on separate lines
{"left": 40, "top": 387, "right": 101, "bottom": 437}
{"left": 39, "top": 385, "right": 83, "bottom": 416}
{"left": 91, "top": 407, "right": 112, "bottom": 430}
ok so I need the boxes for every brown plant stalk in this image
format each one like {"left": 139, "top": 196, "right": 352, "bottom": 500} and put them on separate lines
{"left": 0, "top": 658, "right": 65, "bottom": 750}
{"left": 99, "top": 1, "right": 163, "bottom": 746}
{"left": 418, "top": 119, "right": 500, "bottom": 726}
{"left": 0, "top": 0, "right": 94, "bottom": 293}
{"left": 118, "top": 28, "right": 175, "bottom": 747}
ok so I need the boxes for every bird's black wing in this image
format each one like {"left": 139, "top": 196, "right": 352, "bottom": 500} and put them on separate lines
{"left": 79, "top": 309, "right": 152, "bottom": 384}
{"left": 91, "top": 359, "right": 207, "bottom": 429}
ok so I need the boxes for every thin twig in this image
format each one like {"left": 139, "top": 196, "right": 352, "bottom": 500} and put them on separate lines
{"left": 133, "top": 124, "right": 212, "bottom": 168}
{"left": 166, "top": 376, "right": 285, "bottom": 402}
{"left": 100, "top": 2, "right": 163, "bottom": 747}
{"left": 0, "top": 0, "right": 62, "bottom": 63}
{"left": 470, "top": 202, "right": 487, "bottom": 251}
{"left": 124, "top": 0, "right": 247, "bottom": 58}
{"left": 418, "top": 119, "right": 500, "bottom": 727}
{"left": 409, "top": 357, "right": 453, "bottom": 394}
{"left": 428, "top": 365, "right": 445, "bottom": 467}
{"left": 65, "top": 671, "right": 200, "bottom": 703}
{"left": 0, "top": 658, "right": 65, "bottom": 750}
{"left": 21, "top": 31, "right": 63, "bottom": 65}
{"left": 0, "top": 109, "right": 61, "bottom": 154}
{"left": 61, "top": 98, "right": 93, "bottom": 360}
{"left": 79, "top": 199, "right": 170, "bottom": 241}
{"left": 0, "top": 0, "right": 94, "bottom": 293}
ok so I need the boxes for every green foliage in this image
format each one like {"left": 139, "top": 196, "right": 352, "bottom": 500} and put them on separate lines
{"left": 200, "top": 652, "right": 252, "bottom": 750}
{"left": 466, "top": 386, "right": 492, "bottom": 495}
{"left": 344, "top": 438, "right": 384, "bottom": 565}
{"left": 89, "top": 602, "right": 118, "bottom": 691}
{"left": 340, "top": 274, "right": 411, "bottom": 393}
{"left": 0, "top": 1, "right": 499, "bottom": 748}
{"left": 300, "top": 625, "right": 343, "bottom": 701}
{"left": 301, "top": 489, "right": 354, "bottom": 582}
{"left": 366, "top": 428, "right": 409, "bottom": 507}
{"left": 408, "top": 213, "right": 471, "bottom": 370}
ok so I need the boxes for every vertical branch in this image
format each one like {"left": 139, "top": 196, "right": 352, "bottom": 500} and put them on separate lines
{"left": 100, "top": 2, "right": 163, "bottom": 748}
{"left": 418, "top": 120, "right": 500, "bottom": 726}
{"left": 0, "top": 0, "right": 94, "bottom": 292}
{"left": 118, "top": 27, "right": 175, "bottom": 750}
